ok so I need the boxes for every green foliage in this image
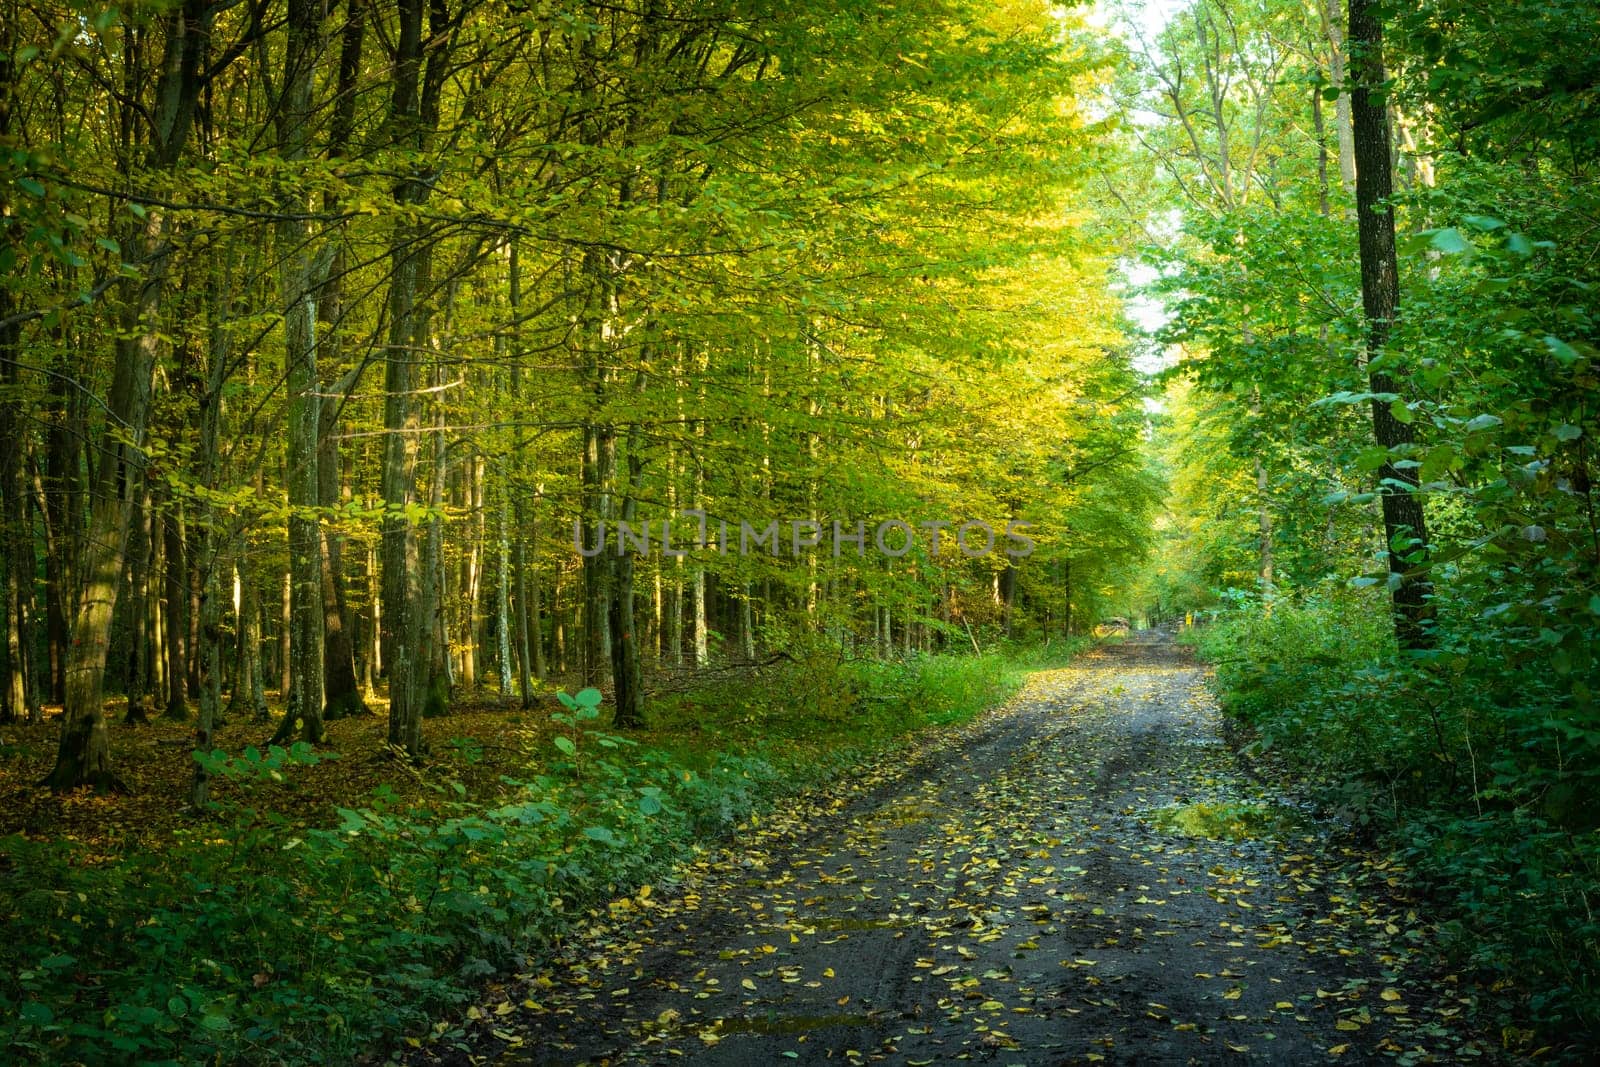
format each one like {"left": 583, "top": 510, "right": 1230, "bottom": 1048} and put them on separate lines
{"left": 0, "top": 643, "right": 1066, "bottom": 1064}
{"left": 1198, "top": 597, "right": 1600, "bottom": 1040}
{"left": 0, "top": 742, "right": 773, "bottom": 1064}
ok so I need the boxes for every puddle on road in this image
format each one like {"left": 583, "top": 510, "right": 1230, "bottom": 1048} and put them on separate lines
{"left": 864, "top": 797, "right": 940, "bottom": 828}
{"left": 1149, "top": 799, "right": 1299, "bottom": 840}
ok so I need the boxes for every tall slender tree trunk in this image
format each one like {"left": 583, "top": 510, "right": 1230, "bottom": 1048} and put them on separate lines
{"left": 1349, "top": 0, "right": 1434, "bottom": 649}
{"left": 271, "top": 0, "right": 327, "bottom": 746}
{"left": 362, "top": 545, "right": 379, "bottom": 702}
{"left": 739, "top": 585, "right": 755, "bottom": 662}
{"left": 161, "top": 493, "right": 189, "bottom": 720}
{"left": 1322, "top": 0, "right": 1357, "bottom": 199}
{"left": 44, "top": 0, "right": 218, "bottom": 790}
{"left": 189, "top": 298, "right": 229, "bottom": 808}
{"left": 1062, "top": 558, "right": 1073, "bottom": 637}
{"left": 40, "top": 353, "right": 81, "bottom": 706}
{"left": 0, "top": 14, "right": 23, "bottom": 725}
{"left": 382, "top": 0, "right": 443, "bottom": 759}
{"left": 278, "top": 568, "right": 291, "bottom": 698}
{"left": 413, "top": 401, "right": 449, "bottom": 720}
{"left": 123, "top": 490, "right": 153, "bottom": 725}
{"left": 496, "top": 503, "right": 513, "bottom": 696}
{"left": 44, "top": 245, "right": 162, "bottom": 789}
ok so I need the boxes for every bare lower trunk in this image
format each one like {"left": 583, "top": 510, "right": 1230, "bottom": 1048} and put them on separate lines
{"left": 161, "top": 494, "right": 189, "bottom": 720}
{"left": 739, "top": 585, "right": 755, "bottom": 662}
{"left": 691, "top": 566, "right": 708, "bottom": 667}
{"left": 413, "top": 404, "right": 448, "bottom": 721}
{"left": 124, "top": 491, "right": 153, "bottom": 725}
{"left": 318, "top": 379, "right": 366, "bottom": 720}
{"left": 497, "top": 502, "right": 515, "bottom": 696}
{"left": 227, "top": 564, "right": 269, "bottom": 721}
{"left": 512, "top": 510, "right": 534, "bottom": 706}
{"left": 45, "top": 307, "right": 158, "bottom": 791}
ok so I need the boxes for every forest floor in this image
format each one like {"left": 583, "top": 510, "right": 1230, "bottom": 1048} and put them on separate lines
{"left": 415, "top": 633, "right": 1512, "bottom": 1066}
{"left": 0, "top": 690, "right": 562, "bottom": 854}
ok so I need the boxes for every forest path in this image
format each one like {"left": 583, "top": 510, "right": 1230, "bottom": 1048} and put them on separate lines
{"left": 429, "top": 634, "right": 1498, "bottom": 1066}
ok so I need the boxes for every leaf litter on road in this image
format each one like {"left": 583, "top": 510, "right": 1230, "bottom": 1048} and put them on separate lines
{"left": 410, "top": 635, "right": 1510, "bottom": 1066}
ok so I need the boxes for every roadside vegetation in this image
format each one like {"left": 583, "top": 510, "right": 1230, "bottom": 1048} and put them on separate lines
{"left": 0, "top": 642, "right": 1086, "bottom": 1065}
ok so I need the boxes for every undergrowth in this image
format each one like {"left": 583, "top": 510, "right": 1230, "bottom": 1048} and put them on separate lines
{"left": 0, "top": 643, "right": 1070, "bottom": 1065}
{"left": 1193, "top": 593, "right": 1600, "bottom": 1051}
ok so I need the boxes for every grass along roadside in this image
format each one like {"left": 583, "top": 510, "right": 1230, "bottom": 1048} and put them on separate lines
{"left": 1, "top": 639, "right": 1090, "bottom": 1066}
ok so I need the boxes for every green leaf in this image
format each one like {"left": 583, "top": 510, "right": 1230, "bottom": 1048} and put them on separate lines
{"left": 1355, "top": 446, "right": 1389, "bottom": 472}
{"left": 553, "top": 735, "right": 577, "bottom": 756}
{"left": 1429, "top": 228, "right": 1472, "bottom": 256}
{"left": 1462, "top": 214, "right": 1505, "bottom": 232}
{"left": 575, "top": 687, "right": 603, "bottom": 708}
{"left": 17, "top": 177, "right": 45, "bottom": 198}
{"left": 639, "top": 793, "right": 663, "bottom": 815}
{"left": 583, "top": 825, "right": 619, "bottom": 845}
{"left": 1389, "top": 398, "right": 1414, "bottom": 425}
{"left": 1543, "top": 336, "right": 1580, "bottom": 365}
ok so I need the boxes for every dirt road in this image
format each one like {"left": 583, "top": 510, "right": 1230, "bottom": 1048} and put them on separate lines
{"left": 441, "top": 634, "right": 1498, "bottom": 1065}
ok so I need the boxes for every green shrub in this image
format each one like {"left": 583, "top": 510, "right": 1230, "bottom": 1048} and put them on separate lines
{"left": 1195, "top": 594, "right": 1600, "bottom": 1044}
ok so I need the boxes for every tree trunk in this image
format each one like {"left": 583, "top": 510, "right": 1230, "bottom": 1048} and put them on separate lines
{"left": 123, "top": 490, "right": 153, "bottom": 725}
{"left": 691, "top": 565, "right": 708, "bottom": 668}
{"left": 271, "top": 0, "right": 327, "bottom": 746}
{"left": 189, "top": 301, "right": 228, "bottom": 809}
{"left": 580, "top": 423, "right": 612, "bottom": 689}
{"left": 1349, "top": 0, "right": 1435, "bottom": 650}
{"left": 739, "top": 584, "right": 755, "bottom": 662}
{"left": 413, "top": 402, "right": 448, "bottom": 721}
{"left": 362, "top": 545, "right": 379, "bottom": 702}
{"left": 161, "top": 493, "right": 189, "bottom": 720}
{"left": 44, "top": 249, "right": 161, "bottom": 790}
{"left": 381, "top": 0, "right": 438, "bottom": 759}
{"left": 497, "top": 502, "right": 515, "bottom": 696}
{"left": 44, "top": 0, "right": 218, "bottom": 792}
{"left": 512, "top": 502, "right": 536, "bottom": 706}
{"left": 278, "top": 568, "right": 291, "bottom": 698}
{"left": 610, "top": 453, "right": 645, "bottom": 728}
{"left": 227, "top": 563, "right": 269, "bottom": 721}
{"left": 1322, "top": 0, "right": 1357, "bottom": 198}
{"left": 318, "top": 373, "right": 367, "bottom": 719}
{"left": 1062, "top": 558, "right": 1073, "bottom": 637}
